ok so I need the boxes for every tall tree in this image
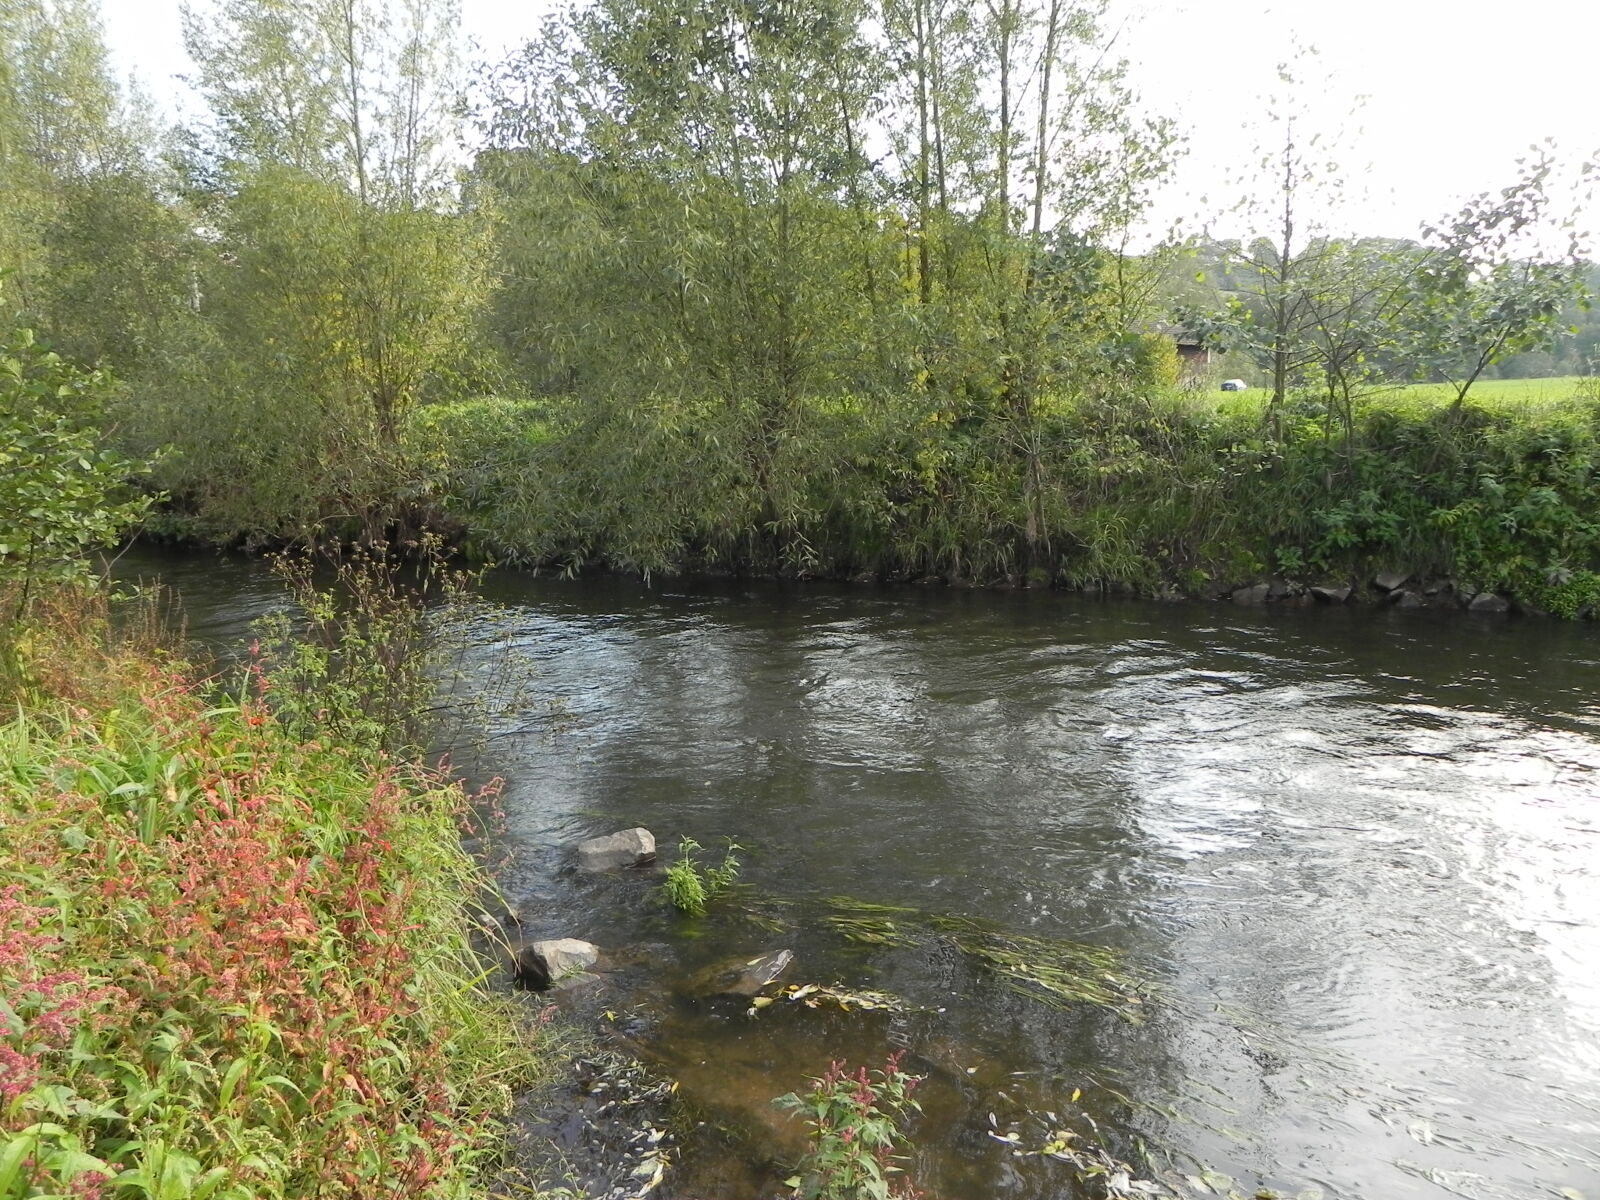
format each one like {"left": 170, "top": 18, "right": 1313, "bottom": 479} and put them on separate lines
{"left": 478, "top": 0, "right": 893, "bottom": 566}
{"left": 0, "top": 0, "right": 137, "bottom": 314}
{"left": 158, "top": 0, "right": 491, "bottom": 540}
{"left": 1403, "top": 150, "right": 1593, "bottom": 409}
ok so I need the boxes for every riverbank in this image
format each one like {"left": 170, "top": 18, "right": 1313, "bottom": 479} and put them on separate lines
{"left": 418, "top": 385, "right": 1600, "bottom": 614}
{"left": 0, "top": 586, "right": 552, "bottom": 1198}
{"left": 142, "top": 382, "right": 1600, "bottom": 620}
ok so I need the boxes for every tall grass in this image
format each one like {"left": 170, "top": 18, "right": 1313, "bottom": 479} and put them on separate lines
{"left": 0, "top": 588, "right": 546, "bottom": 1199}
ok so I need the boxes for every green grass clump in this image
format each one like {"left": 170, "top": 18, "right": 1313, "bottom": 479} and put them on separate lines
{"left": 663, "top": 837, "right": 741, "bottom": 917}
{"left": 0, "top": 590, "right": 546, "bottom": 1199}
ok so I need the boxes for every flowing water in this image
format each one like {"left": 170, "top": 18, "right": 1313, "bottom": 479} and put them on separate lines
{"left": 124, "top": 549, "right": 1600, "bottom": 1200}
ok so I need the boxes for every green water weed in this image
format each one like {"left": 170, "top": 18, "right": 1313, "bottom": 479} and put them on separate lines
{"left": 663, "top": 837, "right": 742, "bottom": 917}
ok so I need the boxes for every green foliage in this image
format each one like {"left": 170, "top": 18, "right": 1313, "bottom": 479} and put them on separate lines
{"left": 662, "top": 836, "right": 741, "bottom": 917}
{"left": 0, "top": 310, "right": 151, "bottom": 606}
{"left": 1536, "top": 569, "right": 1600, "bottom": 620}
{"left": 250, "top": 538, "right": 493, "bottom": 758}
{"left": 136, "top": 165, "right": 495, "bottom": 543}
{"left": 0, "top": 586, "right": 545, "bottom": 1200}
{"left": 401, "top": 397, "right": 554, "bottom": 559}
{"left": 773, "top": 1053, "right": 922, "bottom": 1200}
{"left": 1403, "top": 151, "right": 1591, "bottom": 407}
{"left": 0, "top": 0, "right": 145, "bottom": 316}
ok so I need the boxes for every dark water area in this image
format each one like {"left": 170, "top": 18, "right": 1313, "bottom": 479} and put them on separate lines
{"left": 117, "top": 547, "right": 1600, "bottom": 1200}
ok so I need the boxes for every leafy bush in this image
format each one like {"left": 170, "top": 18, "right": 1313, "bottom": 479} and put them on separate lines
{"left": 0, "top": 311, "right": 151, "bottom": 609}
{"left": 251, "top": 538, "right": 495, "bottom": 757}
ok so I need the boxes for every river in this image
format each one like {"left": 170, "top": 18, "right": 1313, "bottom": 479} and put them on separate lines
{"left": 123, "top": 549, "right": 1600, "bottom": 1200}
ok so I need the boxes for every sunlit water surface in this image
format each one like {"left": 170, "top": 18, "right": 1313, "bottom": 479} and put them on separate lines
{"left": 127, "top": 549, "right": 1600, "bottom": 1200}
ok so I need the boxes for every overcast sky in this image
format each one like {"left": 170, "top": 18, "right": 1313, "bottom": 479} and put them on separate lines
{"left": 99, "top": 0, "right": 1600, "bottom": 243}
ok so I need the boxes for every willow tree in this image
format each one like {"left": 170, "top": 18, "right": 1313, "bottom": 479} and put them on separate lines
{"left": 478, "top": 0, "right": 895, "bottom": 570}
{"left": 873, "top": 0, "right": 1176, "bottom": 570}
{"left": 0, "top": 0, "right": 142, "bottom": 316}
{"left": 162, "top": 0, "right": 491, "bottom": 540}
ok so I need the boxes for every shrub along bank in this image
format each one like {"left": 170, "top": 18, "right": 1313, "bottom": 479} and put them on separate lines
{"left": 0, "top": 588, "right": 545, "bottom": 1199}
{"left": 403, "top": 384, "right": 1600, "bottom": 617}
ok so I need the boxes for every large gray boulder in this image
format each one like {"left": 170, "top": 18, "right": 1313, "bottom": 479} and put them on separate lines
{"left": 577, "top": 827, "right": 656, "bottom": 871}
{"left": 514, "top": 937, "right": 600, "bottom": 990}
{"left": 1468, "top": 591, "right": 1510, "bottom": 614}
{"left": 1231, "top": 583, "right": 1270, "bottom": 605}
{"left": 1309, "top": 585, "right": 1352, "bottom": 605}
{"left": 1373, "top": 571, "right": 1411, "bottom": 592}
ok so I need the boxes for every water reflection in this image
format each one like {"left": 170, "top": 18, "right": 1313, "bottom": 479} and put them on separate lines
{"left": 117, "top": 551, "right": 1600, "bottom": 1200}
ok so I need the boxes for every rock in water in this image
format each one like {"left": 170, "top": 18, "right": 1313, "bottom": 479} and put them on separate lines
{"left": 515, "top": 938, "right": 601, "bottom": 990}
{"left": 1468, "top": 592, "right": 1510, "bottom": 614}
{"left": 1231, "top": 584, "right": 1270, "bottom": 605}
{"left": 1373, "top": 571, "right": 1411, "bottom": 592}
{"left": 692, "top": 949, "right": 795, "bottom": 998}
{"left": 1309, "top": 585, "right": 1352, "bottom": 604}
{"left": 577, "top": 828, "right": 657, "bottom": 871}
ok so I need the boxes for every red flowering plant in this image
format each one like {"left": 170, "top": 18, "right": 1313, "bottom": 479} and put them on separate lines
{"left": 0, "top": 595, "right": 543, "bottom": 1199}
{"left": 773, "top": 1053, "right": 923, "bottom": 1200}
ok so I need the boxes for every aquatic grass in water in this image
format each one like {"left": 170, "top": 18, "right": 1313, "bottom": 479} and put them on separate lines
{"left": 663, "top": 837, "right": 742, "bottom": 917}
{"left": 825, "top": 897, "right": 1150, "bottom": 1021}
{"left": 825, "top": 914, "right": 917, "bottom": 948}
{"left": 930, "top": 915, "right": 1147, "bottom": 1018}
{"left": 748, "top": 983, "right": 912, "bottom": 1019}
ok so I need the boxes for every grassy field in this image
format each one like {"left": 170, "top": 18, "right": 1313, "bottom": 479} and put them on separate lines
{"left": 1384, "top": 376, "right": 1591, "bottom": 407}
{"left": 1213, "top": 375, "right": 1593, "bottom": 419}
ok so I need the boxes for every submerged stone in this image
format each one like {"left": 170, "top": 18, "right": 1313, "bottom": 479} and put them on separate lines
{"left": 577, "top": 827, "right": 657, "bottom": 871}
{"left": 691, "top": 949, "right": 795, "bottom": 998}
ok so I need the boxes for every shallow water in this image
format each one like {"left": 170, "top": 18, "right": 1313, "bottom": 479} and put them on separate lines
{"left": 124, "top": 549, "right": 1600, "bottom": 1200}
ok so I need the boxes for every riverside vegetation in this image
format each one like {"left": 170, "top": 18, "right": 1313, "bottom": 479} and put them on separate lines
{"left": 0, "top": 581, "right": 561, "bottom": 1198}
{"left": 0, "top": 311, "right": 552, "bottom": 1196}
{"left": 0, "top": 295, "right": 943, "bottom": 1199}
{"left": 2, "top": 0, "right": 1598, "bottom": 615}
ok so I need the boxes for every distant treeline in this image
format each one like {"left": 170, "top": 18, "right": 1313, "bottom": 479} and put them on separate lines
{"left": 2, "top": 0, "right": 1597, "bottom": 611}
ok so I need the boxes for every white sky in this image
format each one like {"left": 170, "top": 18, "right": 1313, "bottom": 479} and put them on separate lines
{"left": 98, "top": 0, "right": 1600, "bottom": 244}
